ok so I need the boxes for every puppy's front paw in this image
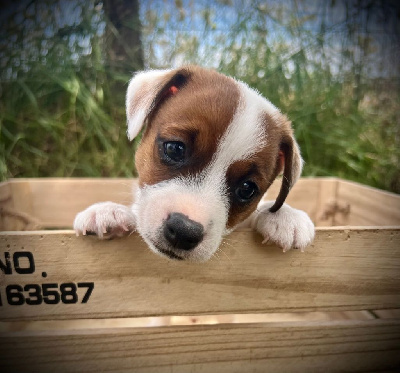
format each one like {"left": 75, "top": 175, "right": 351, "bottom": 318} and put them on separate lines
{"left": 73, "top": 202, "right": 136, "bottom": 239}
{"left": 252, "top": 202, "right": 315, "bottom": 252}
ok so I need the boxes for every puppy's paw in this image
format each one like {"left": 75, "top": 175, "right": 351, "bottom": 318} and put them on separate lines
{"left": 73, "top": 202, "right": 136, "bottom": 239}
{"left": 252, "top": 202, "right": 315, "bottom": 252}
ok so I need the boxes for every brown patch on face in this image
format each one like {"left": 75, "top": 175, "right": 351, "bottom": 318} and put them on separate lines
{"left": 132, "top": 65, "right": 301, "bottom": 229}
{"left": 225, "top": 111, "right": 297, "bottom": 228}
{"left": 135, "top": 66, "right": 240, "bottom": 187}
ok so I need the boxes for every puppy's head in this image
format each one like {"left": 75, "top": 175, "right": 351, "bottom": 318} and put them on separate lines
{"left": 126, "top": 66, "right": 302, "bottom": 261}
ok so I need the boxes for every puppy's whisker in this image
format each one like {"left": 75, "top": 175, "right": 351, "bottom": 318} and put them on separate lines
{"left": 221, "top": 239, "right": 233, "bottom": 248}
{"left": 223, "top": 237, "right": 252, "bottom": 245}
{"left": 211, "top": 250, "right": 222, "bottom": 262}
{"left": 218, "top": 247, "right": 232, "bottom": 264}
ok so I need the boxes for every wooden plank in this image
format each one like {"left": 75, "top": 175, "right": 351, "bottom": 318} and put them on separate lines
{"left": 6, "top": 178, "right": 325, "bottom": 229}
{"left": 1, "top": 227, "right": 399, "bottom": 321}
{"left": 314, "top": 178, "right": 339, "bottom": 226}
{"left": 9, "top": 180, "right": 35, "bottom": 222}
{"left": 1, "top": 319, "right": 399, "bottom": 372}
{"left": 373, "top": 309, "right": 400, "bottom": 319}
{"left": 0, "top": 181, "right": 16, "bottom": 231}
{"left": 0, "top": 310, "right": 375, "bottom": 333}
{"left": 0, "top": 181, "right": 40, "bottom": 231}
{"left": 336, "top": 180, "right": 400, "bottom": 226}
{"left": 264, "top": 177, "right": 323, "bottom": 222}
{"left": 4, "top": 177, "right": 400, "bottom": 229}
{"left": 6, "top": 178, "right": 137, "bottom": 229}
{"left": 0, "top": 182, "right": 12, "bottom": 207}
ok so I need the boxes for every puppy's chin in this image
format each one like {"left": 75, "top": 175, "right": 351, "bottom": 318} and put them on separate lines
{"left": 133, "top": 179, "right": 228, "bottom": 262}
{"left": 144, "top": 236, "right": 222, "bottom": 263}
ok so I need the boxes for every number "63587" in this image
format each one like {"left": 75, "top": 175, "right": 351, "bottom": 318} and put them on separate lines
{"left": 0, "top": 282, "right": 94, "bottom": 306}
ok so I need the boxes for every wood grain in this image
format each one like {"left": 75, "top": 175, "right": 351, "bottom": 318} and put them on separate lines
{"left": 264, "top": 177, "right": 324, "bottom": 222}
{"left": 0, "top": 182, "right": 16, "bottom": 231}
{"left": 1, "top": 178, "right": 345, "bottom": 230}
{"left": 1, "top": 177, "right": 399, "bottom": 373}
{"left": 314, "top": 178, "right": 338, "bottom": 226}
{"left": 1, "top": 227, "right": 399, "bottom": 321}
{"left": 336, "top": 180, "right": 400, "bottom": 226}
{"left": 1, "top": 178, "right": 137, "bottom": 229}
{"left": 2, "top": 177, "right": 400, "bottom": 230}
{"left": 1, "top": 319, "right": 399, "bottom": 372}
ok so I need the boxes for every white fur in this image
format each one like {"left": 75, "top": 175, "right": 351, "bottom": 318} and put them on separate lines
{"left": 133, "top": 177, "right": 227, "bottom": 262}
{"left": 199, "top": 81, "right": 281, "bottom": 191}
{"left": 208, "top": 82, "right": 270, "bottom": 171}
{"left": 236, "top": 80, "right": 281, "bottom": 123}
{"left": 250, "top": 200, "right": 315, "bottom": 252}
{"left": 126, "top": 69, "right": 171, "bottom": 141}
{"left": 73, "top": 202, "right": 136, "bottom": 238}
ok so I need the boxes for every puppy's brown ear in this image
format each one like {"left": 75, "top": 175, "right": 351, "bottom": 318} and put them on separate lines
{"left": 269, "top": 128, "right": 303, "bottom": 213}
{"left": 126, "top": 68, "right": 190, "bottom": 141}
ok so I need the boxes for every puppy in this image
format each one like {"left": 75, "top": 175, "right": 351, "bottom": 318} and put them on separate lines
{"left": 74, "top": 66, "right": 314, "bottom": 262}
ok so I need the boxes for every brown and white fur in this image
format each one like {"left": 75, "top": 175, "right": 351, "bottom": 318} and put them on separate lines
{"left": 74, "top": 66, "right": 315, "bottom": 262}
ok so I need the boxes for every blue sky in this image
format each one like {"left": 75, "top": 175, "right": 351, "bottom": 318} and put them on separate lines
{"left": 1, "top": 0, "right": 399, "bottom": 78}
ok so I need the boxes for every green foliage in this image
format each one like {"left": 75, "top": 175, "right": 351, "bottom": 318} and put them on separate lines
{"left": 0, "top": 0, "right": 136, "bottom": 179}
{"left": 1, "top": 0, "right": 399, "bottom": 194}
{"left": 141, "top": 0, "right": 400, "bottom": 193}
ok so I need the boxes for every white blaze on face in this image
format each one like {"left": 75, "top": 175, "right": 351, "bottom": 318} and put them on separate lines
{"left": 133, "top": 81, "right": 281, "bottom": 261}
{"left": 203, "top": 81, "right": 280, "bottom": 185}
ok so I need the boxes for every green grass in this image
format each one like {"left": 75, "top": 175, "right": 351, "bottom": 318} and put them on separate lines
{"left": 1, "top": 66, "right": 136, "bottom": 179}
{"left": 1, "top": 0, "right": 399, "bottom": 194}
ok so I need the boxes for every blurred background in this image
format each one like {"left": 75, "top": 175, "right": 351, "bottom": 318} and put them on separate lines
{"left": 0, "top": 0, "right": 399, "bottom": 193}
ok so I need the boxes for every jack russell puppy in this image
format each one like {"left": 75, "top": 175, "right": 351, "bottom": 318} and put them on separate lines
{"left": 74, "top": 65, "right": 315, "bottom": 262}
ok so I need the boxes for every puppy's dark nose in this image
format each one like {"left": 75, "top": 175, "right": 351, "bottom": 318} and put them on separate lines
{"left": 163, "top": 213, "right": 204, "bottom": 251}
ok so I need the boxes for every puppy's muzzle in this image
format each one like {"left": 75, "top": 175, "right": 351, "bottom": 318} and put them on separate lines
{"left": 163, "top": 212, "right": 204, "bottom": 251}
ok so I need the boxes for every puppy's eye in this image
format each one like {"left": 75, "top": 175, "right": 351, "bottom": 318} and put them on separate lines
{"left": 235, "top": 181, "right": 258, "bottom": 202}
{"left": 163, "top": 141, "right": 185, "bottom": 163}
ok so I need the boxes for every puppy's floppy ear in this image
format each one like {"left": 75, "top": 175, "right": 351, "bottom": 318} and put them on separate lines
{"left": 125, "top": 68, "right": 190, "bottom": 141}
{"left": 269, "top": 127, "right": 303, "bottom": 213}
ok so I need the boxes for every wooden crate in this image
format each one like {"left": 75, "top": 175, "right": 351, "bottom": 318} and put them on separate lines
{"left": 0, "top": 177, "right": 400, "bottom": 372}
